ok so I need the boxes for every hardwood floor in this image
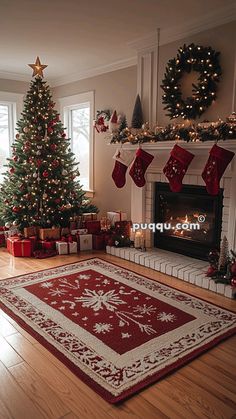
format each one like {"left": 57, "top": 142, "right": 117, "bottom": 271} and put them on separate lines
{"left": 0, "top": 247, "right": 235, "bottom": 419}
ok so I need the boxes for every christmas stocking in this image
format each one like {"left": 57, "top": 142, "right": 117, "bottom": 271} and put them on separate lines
{"left": 163, "top": 144, "right": 194, "bottom": 192}
{"left": 112, "top": 148, "right": 133, "bottom": 188}
{"left": 129, "top": 148, "right": 154, "bottom": 187}
{"left": 202, "top": 144, "right": 235, "bottom": 195}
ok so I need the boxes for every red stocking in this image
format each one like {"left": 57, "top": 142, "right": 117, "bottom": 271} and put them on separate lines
{"left": 112, "top": 149, "right": 133, "bottom": 188}
{"left": 129, "top": 148, "right": 154, "bottom": 187}
{"left": 163, "top": 144, "right": 194, "bottom": 192}
{"left": 202, "top": 144, "right": 235, "bottom": 195}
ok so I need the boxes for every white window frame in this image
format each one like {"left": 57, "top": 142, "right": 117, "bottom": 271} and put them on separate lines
{"left": 59, "top": 91, "right": 94, "bottom": 193}
{"left": 0, "top": 92, "right": 23, "bottom": 181}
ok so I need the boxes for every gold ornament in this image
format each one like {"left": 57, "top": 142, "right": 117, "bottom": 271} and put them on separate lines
{"left": 28, "top": 56, "right": 47, "bottom": 77}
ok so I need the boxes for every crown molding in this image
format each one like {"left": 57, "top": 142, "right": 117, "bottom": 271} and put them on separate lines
{"left": 0, "top": 70, "right": 30, "bottom": 83}
{"left": 50, "top": 56, "right": 137, "bottom": 87}
{"left": 128, "top": 2, "right": 236, "bottom": 51}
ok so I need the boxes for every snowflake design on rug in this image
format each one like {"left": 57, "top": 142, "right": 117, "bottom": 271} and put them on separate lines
{"left": 78, "top": 274, "right": 91, "bottom": 280}
{"left": 48, "top": 288, "right": 68, "bottom": 297}
{"left": 133, "top": 304, "right": 157, "bottom": 316}
{"left": 122, "top": 333, "right": 131, "bottom": 339}
{"left": 156, "top": 312, "right": 177, "bottom": 322}
{"left": 40, "top": 281, "right": 54, "bottom": 289}
{"left": 75, "top": 289, "right": 126, "bottom": 312}
{"left": 93, "top": 323, "right": 113, "bottom": 334}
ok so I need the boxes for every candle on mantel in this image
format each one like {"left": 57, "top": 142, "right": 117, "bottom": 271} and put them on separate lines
{"left": 134, "top": 231, "right": 143, "bottom": 249}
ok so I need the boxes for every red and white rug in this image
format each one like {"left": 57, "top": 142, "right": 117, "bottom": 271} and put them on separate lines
{"left": 0, "top": 258, "right": 235, "bottom": 403}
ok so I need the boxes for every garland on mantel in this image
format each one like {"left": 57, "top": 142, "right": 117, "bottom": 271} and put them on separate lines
{"left": 110, "top": 113, "right": 236, "bottom": 144}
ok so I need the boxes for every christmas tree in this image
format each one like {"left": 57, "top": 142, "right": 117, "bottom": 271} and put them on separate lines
{"left": 0, "top": 57, "right": 97, "bottom": 229}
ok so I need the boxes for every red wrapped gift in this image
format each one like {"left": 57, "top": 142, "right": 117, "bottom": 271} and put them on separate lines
{"left": 85, "top": 221, "right": 101, "bottom": 234}
{"left": 38, "top": 239, "right": 56, "bottom": 250}
{"left": 7, "top": 236, "right": 32, "bottom": 257}
{"left": 92, "top": 233, "right": 106, "bottom": 250}
{"left": 29, "top": 236, "right": 37, "bottom": 251}
{"left": 0, "top": 226, "right": 6, "bottom": 247}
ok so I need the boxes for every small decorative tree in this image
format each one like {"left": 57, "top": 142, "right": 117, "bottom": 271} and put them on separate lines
{"left": 131, "top": 94, "right": 143, "bottom": 129}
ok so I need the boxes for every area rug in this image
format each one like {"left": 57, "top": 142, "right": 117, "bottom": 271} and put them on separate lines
{"left": 0, "top": 258, "right": 235, "bottom": 403}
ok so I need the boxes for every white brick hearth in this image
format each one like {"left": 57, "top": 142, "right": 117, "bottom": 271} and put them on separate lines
{"left": 106, "top": 246, "right": 236, "bottom": 299}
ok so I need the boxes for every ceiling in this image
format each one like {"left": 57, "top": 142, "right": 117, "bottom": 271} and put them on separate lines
{"left": 0, "top": 0, "right": 235, "bottom": 86}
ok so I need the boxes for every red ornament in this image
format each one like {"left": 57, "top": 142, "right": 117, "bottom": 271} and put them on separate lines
{"left": 231, "top": 277, "right": 236, "bottom": 287}
{"left": 62, "top": 133, "right": 66, "bottom": 138}
{"left": 54, "top": 198, "right": 61, "bottom": 204}
{"left": 10, "top": 167, "right": 15, "bottom": 174}
{"left": 15, "top": 134, "right": 20, "bottom": 139}
{"left": 12, "top": 206, "right": 20, "bottom": 213}
{"left": 50, "top": 144, "right": 57, "bottom": 151}
{"left": 42, "top": 170, "right": 49, "bottom": 178}
{"left": 13, "top": 155, "right": 18, "bottom": 162}
{"left": 36, "top": 159, "right": 42, "bottom": 167}
{"left": 47, "top": 127, "right": 53, "bottom": 134}
{"left": 52, "top": 159, "right": 59, "bottom": 168}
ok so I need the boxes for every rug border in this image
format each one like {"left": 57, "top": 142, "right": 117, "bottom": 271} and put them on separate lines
{"left": 0, "top": 257, "right": 236, "bottom": 404}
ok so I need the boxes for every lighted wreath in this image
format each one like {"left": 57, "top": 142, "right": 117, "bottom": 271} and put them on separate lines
{"left": 161, "top": 43, "right": 221, "bottom": 120}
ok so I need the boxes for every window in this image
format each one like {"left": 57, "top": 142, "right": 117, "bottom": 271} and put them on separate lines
{"left": 60, "top": 92, "right": 94, "bottom": 192}
{"left": 0, "top": 92, "right": 23, "bottom": 183}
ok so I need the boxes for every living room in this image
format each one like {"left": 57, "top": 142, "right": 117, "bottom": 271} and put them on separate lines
{"left": 0, "top": 1, "right": 235, "bottom": 418}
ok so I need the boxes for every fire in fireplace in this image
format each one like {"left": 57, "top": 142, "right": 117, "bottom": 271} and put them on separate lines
{"left": 154, "top": 183, "right": 223, "bottom": 260}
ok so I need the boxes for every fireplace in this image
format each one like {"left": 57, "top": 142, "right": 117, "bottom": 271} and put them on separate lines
{"left": 154, "top": 183, "right": 223, "bottom": 260}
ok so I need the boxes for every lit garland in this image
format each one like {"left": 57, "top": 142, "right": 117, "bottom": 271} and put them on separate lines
{"left": 110, "top": 113, "right": 236, "bottom": 144}
{"left": 161, "top": 43, "right": 222, "bottom": 120}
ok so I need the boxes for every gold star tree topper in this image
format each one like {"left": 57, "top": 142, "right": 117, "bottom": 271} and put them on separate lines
{"left": 28, "top": 56, "right": 47, "bottom": 77}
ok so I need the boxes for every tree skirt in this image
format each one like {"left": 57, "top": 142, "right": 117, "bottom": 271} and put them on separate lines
{"left": 0, "top": 258, "right": 235, "bottom": 403}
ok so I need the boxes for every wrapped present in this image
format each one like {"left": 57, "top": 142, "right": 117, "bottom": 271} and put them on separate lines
{"left": 29, "top": 236, "right": 37, "bottom": 251}
{"left": 82, "top": 213, "right": 98, "bottom": 221}
{"left": 107, "top": 211, "right": 127, "bottom": 225}
{"left": 114, "top": 221, "right": 132, "bottom": 238}
{"left": 0, "top": 227, "right": 7, "bottom": 247}
{"left": 84, "top": 221, "right": 101, "bottom": 234}
{"left": 39, "top": 228, "right": 60, "bottom": 240}
{"left": 7, "top": 236, "right": 32, "bottom": 257}
{"left": 56, "top": 241, "right": 78, "bottom": 255}
{"left": 5, "top": 226, "right": 19, "bottom": 238}
{"left": 78, "top": 234, "right": 93, "bottom": 251}
{"left": 71, "top": 228, "right": 88, "bottom": 236}
{"left": 24, "top": 226, "right": 39, "bottom": 238}
{"left": 61, "top": 227, "right": 70, "bottom": 236}
{"left": 38, "top": 239, "right": 56, "bottom": 250}
{"left": 92, "top": 233, "right": 106, "bottom": 250}
{"left": 69, "top": 221, "right": 77, "bottom": 230}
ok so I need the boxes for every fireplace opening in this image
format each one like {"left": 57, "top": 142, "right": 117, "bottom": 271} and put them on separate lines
{"left": 154, "top": 183, "right": 223, "bottom": 260}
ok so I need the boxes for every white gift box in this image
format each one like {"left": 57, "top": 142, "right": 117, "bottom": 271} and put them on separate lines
{"left": 107, "top": 211, "right": 127, "bottom": 226}
{"left": 78, "top": 234, "right": 93, "bottom": 251}
{"left": 56, "top": 241, "right": 78, "bottom": 255}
